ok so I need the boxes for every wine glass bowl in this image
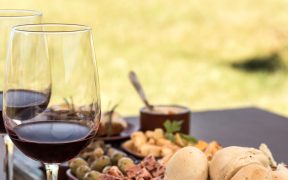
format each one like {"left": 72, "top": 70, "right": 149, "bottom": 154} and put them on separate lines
{"left": 3, "top": 24, "right": 100, "bottom": 180}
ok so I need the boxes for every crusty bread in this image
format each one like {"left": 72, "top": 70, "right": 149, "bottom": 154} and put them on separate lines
{"left": 209, "top": 145, "right": 288, "bottom": 180}
{"left": 164, "top": 147, "right": 208, "bottom": 180}
{"left": 209, "top": 146, "right": 270, "bottom": 180}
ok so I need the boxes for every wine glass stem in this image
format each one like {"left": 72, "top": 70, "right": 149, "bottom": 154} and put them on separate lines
{"left": 4, "top": 135, "right": 13, "bottom": 180}
{"left": 45, "top": 163, "right": 59, "bottom": 180}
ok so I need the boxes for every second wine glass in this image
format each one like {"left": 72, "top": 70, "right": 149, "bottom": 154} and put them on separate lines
{"left": 0, "top": 9, "right": 42, "bottom": 180}
{"left": 3, "top": 24, "right": 101, "bottom": 180}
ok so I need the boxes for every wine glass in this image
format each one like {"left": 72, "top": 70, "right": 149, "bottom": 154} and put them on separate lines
{"left": 3, "top": 24, "right": 101, "bottom": 180}
{"left": 0, "top": 9, "right": 42, "bottom": 180}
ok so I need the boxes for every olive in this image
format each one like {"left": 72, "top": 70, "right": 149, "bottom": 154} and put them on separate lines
{"left": 75, "top": 165, "right": 91, "bottom": 180}
{"left": 91, "top": 155, "right": 111, "bottom": 172}
{"left": 86, "top": 148, "right": 105, "bottom": 164}
{"left": 93, "top": 147, "right": 104, "bottom": 158}
{"left": 83, "top": 170, "right": 101, "bottom": 180}
{"left": 111, "top": 151, "right": 127, "bottom": 165}
{"left": 118, "top": 157, "right": 135, "bottom": 173}
{"left": 69, "top": 158, "right": 88, "bottom": 175}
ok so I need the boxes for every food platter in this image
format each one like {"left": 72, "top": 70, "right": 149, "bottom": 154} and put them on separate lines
{"left": 36, "top": 106, "right": 288, "bottom": 180}
{"left": 10, "top": 107, "right": 288, "bottom": 180}
{"left": 67, "top": 144, "right": 288, "bottom": 180}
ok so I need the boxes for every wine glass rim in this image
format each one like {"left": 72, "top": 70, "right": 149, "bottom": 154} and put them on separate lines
{"left": 12, "top": 23, "right": 92, "bottom": 34}
{"left": 0, "top": 9, "right": 42, "bottom": 18}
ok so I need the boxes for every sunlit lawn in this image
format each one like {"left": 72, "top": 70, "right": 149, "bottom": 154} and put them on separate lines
{"left": 1, "top": 0, "right": 288, "bottom": 116}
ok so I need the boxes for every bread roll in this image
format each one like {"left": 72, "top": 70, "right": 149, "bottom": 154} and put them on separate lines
{"left": 164, "top": 146, "right": 208, "bottom": 180}
{"left": 210, "top": 146, "right": 270, "bottom": 180}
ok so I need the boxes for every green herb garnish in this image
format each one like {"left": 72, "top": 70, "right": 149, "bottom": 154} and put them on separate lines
{"left": 164, "top": 120, "right": 183, "bottom": 133}
{"left": 164, "top": 120, "right": 183, "bottom": 142}
{"left": 163, "top": 120, "right": 198, "bottom": 144}
{"left": 180, "top": 133, "right": 198, "bottom": 144}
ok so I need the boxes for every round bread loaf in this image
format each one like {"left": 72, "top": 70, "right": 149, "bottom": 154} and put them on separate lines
{"left": 164, "top": 146, "right": 208, "bottom": 180}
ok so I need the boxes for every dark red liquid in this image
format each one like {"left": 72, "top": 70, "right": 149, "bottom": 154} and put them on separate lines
{"left": 6, "top": 89, "right": 49, "bottom": 120}
{"left": 8, "top": 121, "right": 94, "bottom": 163}
{"left": 0, "top": 92, "right": 5, "bottom": 134}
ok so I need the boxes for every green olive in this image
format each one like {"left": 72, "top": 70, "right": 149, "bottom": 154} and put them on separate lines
{"left": 83, "top": 170, "right": 101, "bottom": 180}
{"left": 69, "top": 158, "right": 88, "bottom": 175}
{"left": 75, "top": 165, "right": 91, "bottom": 180}
{"left": 111, "top": 151, "right": 127, "bottom": 165}
{"left": 91, "top": 155, "right": 111, "bottom": 172}
{"left": 93, "top": 147, "right": 104, "bottom": 158}
{"left": 118, "top": 157, "right": 135, "bottom": 173}
{"left": 86, "top": 147, "right": 105, "bottom": 163}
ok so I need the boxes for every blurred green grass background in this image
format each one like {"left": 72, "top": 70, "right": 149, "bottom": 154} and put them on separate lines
{"left": 2, "top": 0, "right": 288, "bottom": 116}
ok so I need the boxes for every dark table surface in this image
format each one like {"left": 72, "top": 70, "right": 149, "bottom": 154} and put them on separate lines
{"left": 13, "top": 107, "right": 288, "bottom": 180}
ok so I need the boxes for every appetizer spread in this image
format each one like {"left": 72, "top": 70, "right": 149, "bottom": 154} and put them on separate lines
{"left": 68, "top": 139, "right": 287, "bottom": 180}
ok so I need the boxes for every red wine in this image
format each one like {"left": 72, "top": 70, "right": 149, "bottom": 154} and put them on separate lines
{"left": 0, "top": 92, "right": 5, "bottom": 134}
{"left": 6, "top": 89, "right": 49, "bottom": 120}
{"left": 8, "top": 121, "right": 94, "bottom": 163}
